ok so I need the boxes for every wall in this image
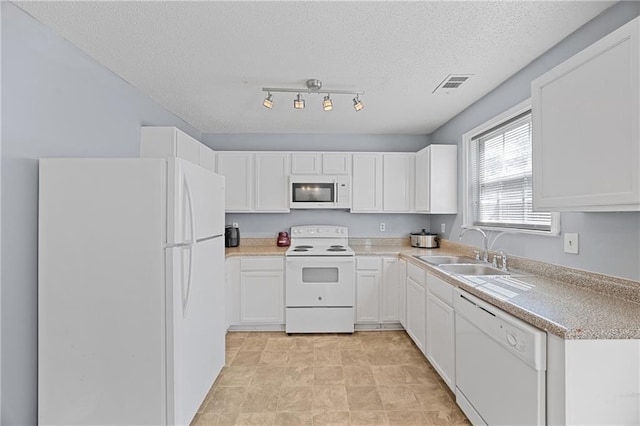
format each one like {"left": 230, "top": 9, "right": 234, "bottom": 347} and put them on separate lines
{"left": 204, "top": 133, "right": 433, "bottom": 237}
{"left": 429, "top": 1, "right": 640, "bottom": 281}
{"left": 0, "top": 4, "right": 200, "bottom": 424}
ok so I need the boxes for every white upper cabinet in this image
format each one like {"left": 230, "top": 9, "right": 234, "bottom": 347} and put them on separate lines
{"left": 322, "top": 153, "right": 351, "bottom": 175}
{"left": 352, "top": 154, "right": 383, "bottom": 212}
{"left": 383, "top": 153, "right": 415, "bottom": 212}
{"left": 255, "top": 153, "right": 290, "bottom": 212}
{"left": 415, "top": 145, "right": 457, "bottom": 214}
{"left": 291, "top": 153, "right": 321, "bottom": 174}
{"left": 290, "top": 152, "right": 351, "bottom": 175}
{"left": 216, "top": 152, "right": 253, "bottom": 212}
{"left": 532, "top": 17, "right": 639, "bottom": 211}
{"left": 140, "top": 126, "right": 215, "bottom": 172}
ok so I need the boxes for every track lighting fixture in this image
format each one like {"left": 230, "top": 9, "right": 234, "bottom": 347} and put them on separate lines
{"left": 294, "top": 93, "right": 305, "bottom": 109}
{"left": 353, "top": 95, "right": 364, "bottom": 111}
{"left": 261, "top": 79, "right": 364, "bottom": 112}
{"left": 323, "top": 95, "right": 333, "bottom": 111}
{"left": 263, "top": 92, "right": 274, "bottom": 109}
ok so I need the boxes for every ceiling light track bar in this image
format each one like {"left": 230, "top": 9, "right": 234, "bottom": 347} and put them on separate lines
{"left": 261, "top": 87, "right": 365, "bottom": 96}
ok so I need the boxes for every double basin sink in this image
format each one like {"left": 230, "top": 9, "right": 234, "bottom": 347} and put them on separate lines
{"left": 414, "top": 255, "right": 511, "bottom": 276}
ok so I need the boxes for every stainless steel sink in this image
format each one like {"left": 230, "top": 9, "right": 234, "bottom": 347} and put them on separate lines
{"left": 414, "top": 255, "right": 480, "bottom": 265}
{"left": 438, "top": 263, "right": 510, "bottom": 276}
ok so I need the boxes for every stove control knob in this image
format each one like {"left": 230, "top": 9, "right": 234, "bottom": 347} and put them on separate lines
{"left": 317, "top": 228, "right": 322, "bottom": 233}
{"left": 318, "top": 296, "right": 323, "bottom": 301}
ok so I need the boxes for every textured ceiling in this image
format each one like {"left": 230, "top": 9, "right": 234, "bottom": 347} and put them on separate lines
{"left": 15, "top": 1, "right": 615, "bottom": 134}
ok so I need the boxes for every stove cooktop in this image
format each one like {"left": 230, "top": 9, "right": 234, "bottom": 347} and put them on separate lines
{"left": 285, "top": 225, "right": 354, "bottom": 257}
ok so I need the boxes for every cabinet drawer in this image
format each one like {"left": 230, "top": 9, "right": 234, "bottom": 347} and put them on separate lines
{"left": 240, "top": 257, "right": 283, "bottom": 271}
{"left": 407, "top": 263, "right": 426, "bottom": 286}
{"left": 427, "top": 274, "right": 454, "bottom": 306}
{"left": 356, "top": 257, "right": 381, "bottom": 270}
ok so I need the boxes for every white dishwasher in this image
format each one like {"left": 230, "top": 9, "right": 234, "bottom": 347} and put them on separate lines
{"left": 454, "top": 288, "right": 546, "bottom": 426}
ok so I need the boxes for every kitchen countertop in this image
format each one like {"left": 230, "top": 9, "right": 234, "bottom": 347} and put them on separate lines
{"left": 226, "top": 238, "right": 640, "bottom": 340}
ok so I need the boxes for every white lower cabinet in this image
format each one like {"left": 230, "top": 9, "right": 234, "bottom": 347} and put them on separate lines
{"left": 405, "top": 262, "right": 427, "bottom": 353}
{"left": 426, "top": 273, "right": 455, "bottom": 391}
{"left": 356, "top": 257, "right": 382, "bottom": 323}
{"left": 381, "top": 258, "right": 398, "bottom": 322}
{"left": 238, "top": 257, "right": 284, "bottom": 325}
{"left": 397, "top": 258, "right": 407, "bottom": 328}
{"left": 355, "top": 256, "right": 399, "bottom": 326}
{"left": 225, "top": 257, "right": 240, "bottom": 329}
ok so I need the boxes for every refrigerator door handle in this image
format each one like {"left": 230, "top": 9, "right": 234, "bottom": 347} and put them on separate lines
{"left": 184, "top": 175, "right": 197, "bottom": 244}
{"left": 182, "top": 245, "right": 194, "bottom": 318}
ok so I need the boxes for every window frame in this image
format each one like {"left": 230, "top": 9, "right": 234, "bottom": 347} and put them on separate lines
{"left": 462, "top": 99, "right": 560, "bottom": 235}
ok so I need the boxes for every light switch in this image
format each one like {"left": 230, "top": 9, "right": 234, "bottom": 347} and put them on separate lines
{"left": 564, "top": 233, "right": 579, "bottom": 254}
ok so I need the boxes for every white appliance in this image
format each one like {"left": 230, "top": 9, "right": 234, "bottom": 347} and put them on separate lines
{"left": 290, "top": 175, "right": 351, "bottom": 209}
{"left": 454, "top": 289, "right": 547, "bottom": 426}
{"left": 285, "top": 225, "right": 355, "bottom": 333}
{"left": 38, "top": 158, "right": 226, "bottom": 426}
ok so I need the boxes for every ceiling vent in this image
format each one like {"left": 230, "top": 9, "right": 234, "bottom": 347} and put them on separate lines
{"left": 432, "top": 74, "right": 473, "bottom": 94}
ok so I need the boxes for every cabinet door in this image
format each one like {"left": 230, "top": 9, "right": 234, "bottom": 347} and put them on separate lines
{"left": 291, "top": 153, "right": 321, "bottom": 174}
{"left": 322, "top": 153, "right": 351, "bottom": 175}
{"left": 352, "top": 154, "right": 383, "bottom": 211}
{"left": 240, "top": 270, "right": 284, "bottom": 323}
{"left": 406, "top": 277, "right": 426, "bottom": 353}
{"left": 397, "top": 259, "right": 407, "bottom": 328}
{"left": 426, "top": 291, "right": 455, "bottom": 391}
{"left": 428, "top": 145, "right": 458, "bottom": 214}
{"left": 255, "top": 153, "right": 290, "bottom": 212}
{"left": 356, "top": 270, "right": 381, "bottom": 323}
{"left": 381, "top": 258, "right": 398, "bottom": 322}
{"left": 383, "top": 153, "right": 414, "bottom": 212}
{"left": 532, "top": 17, "right": 640, "bottom": 211}
{"left": 198, "top": 145, "right": 216, "bottom": 172}
{"left": 415, "top": 147, "right": 430, "bottom": 212}
{"left": 216, "top": 152, "right": 253, "bottom": 212}
{"left": 225, "top": 257, "right": 241, "bottom": 328}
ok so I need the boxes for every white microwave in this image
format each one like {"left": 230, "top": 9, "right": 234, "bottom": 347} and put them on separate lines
{"left": 290, "top": 175, "right": 351, "bottom": 209}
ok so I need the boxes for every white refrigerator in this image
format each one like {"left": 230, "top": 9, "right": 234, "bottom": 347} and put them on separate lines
{"left": 38, "top": 157, "right": 226, "bottom": 425}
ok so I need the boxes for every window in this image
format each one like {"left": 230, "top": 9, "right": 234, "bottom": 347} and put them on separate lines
{"left": 463, "top": 100, "right": 559, "bottom": 234}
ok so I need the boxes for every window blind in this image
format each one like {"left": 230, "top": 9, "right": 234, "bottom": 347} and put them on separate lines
{"left": 469, "top": 111, "right": 552, "bottom": 231}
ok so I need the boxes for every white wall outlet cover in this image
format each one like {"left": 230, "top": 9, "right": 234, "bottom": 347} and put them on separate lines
{"left": 232, "top": 222, "right": 239, "bottom": 228}
{"left": 564, "top": 232, "right": 579, "bottom": 254}
{"left": 379, "top": 223, "right": 386, "bottom": 232}
{"left": 441, "top": 223, "right": 446, "bottom": 233}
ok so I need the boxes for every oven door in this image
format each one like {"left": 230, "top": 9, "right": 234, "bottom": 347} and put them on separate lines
{"left": 285, "top": 257, "right": 355, "bottom": 307}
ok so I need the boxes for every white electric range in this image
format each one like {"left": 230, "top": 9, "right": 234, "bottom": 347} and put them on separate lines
{"left": 285, "top": 225, "right": 355, "bottom": 333}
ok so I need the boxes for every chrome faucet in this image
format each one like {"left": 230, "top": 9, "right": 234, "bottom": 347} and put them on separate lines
{"left": 459, "top": 227, "right": 489, "bottom": 263}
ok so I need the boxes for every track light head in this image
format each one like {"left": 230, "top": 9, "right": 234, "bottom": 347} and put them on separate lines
{"left": 263, "top": 93, "right": 274, "bottom": 109}
{"left": 323, "top": 95, "right": 333, "bottom": 111}
{"left": 294, "top": 93, "right": 305, "bottom": 109}
{"left": 353, "top": 95, "right": 364, "bottom": 111}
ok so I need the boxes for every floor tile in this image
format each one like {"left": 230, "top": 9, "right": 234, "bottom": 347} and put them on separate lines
{"left": 259, "top": 351, "right": 290, "bottom": 366}
{"left": 191, "top": 412, "right": 239, "bottom": 425}
{"left": 282, "top": 366, "right": 315, "bottom": 386}
{"left": 345, "top": 386, "right": 384, "bottom": 411}
{"left": 314, "top": 349, "right": 342, "bottom": 366}
{"left": 377, "top": 386, "right": 422, "bottom": 411}
{"left": 386, "top": 410, "right": 428, "bottom": 425}
{"left": 215, "top": 366, "right": 256, "bottom": 387}
{"left": 343, "top": 365, "right": 376, "bottom": 386}
{"left": 251, "top": 367, "right": 286, "bottom": 387}
{"left": 241, "top": 386, "right": 279, "bottom": 412}
{"left": 231, "top": 351, "right": 262, "bottom": 367}
{"left": 277, "top": 386, "right": 314, "bottom": 412}
{"left": 204, "top": 387, "right": 247, "bottom": 413}
{"left": 234, "top": 412, "right": 276, "bottom": 425}
{"left": 313, "top": 366, "right": 345, "bottom": 385}
{"left": 312, "top": 385, "right": 349, "bottom": 412}
{"left": 349, "top": 410, "right": 390, "bottom": 425}
{"left": 274, "top": 411, "right": 313, "bottom": 426}
{"left": 311, "top": 411, "right": 350, "bottom": 426}
{"left": 340, "top": 349, "right": 370, "bottom": 366}
{"left": 288, "top": 350, "right": 315, "bottom": 366}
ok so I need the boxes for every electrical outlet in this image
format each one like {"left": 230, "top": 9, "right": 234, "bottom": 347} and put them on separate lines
{"left": 379, "top": 223, "right": 386, "bottom": 232}
{"left": 441, "top": 223, "right": 446, "bottom": 233}
{"left": 232, "top": 222, "right": 239, "bottom": 228}
{"left": 564, "top": 233, "right": 579, "bottom": 254}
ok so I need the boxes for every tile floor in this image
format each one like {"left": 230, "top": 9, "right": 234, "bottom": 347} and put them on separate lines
{"left": 192, "top": 331, "right": 470, "bottom": 425}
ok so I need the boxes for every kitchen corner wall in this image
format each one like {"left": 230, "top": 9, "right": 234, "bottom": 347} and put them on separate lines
{"left": 0, "top": 3, "right": 200, "bottom": 424}
{"left": 429, "top": 1, "right": 640, "bottom": 281}
{"left": 202, "top": 133, "right": 433, "bottom": 238}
